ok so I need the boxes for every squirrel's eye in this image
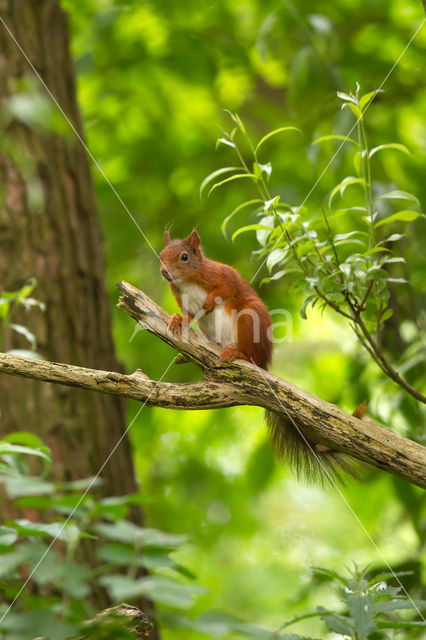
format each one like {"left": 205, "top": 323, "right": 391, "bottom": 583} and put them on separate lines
{"left": 181, "top": 252, "right": 189, "bottom": 262}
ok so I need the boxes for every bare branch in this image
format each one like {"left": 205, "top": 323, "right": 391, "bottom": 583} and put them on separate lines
{"left": 0, "top": 281, "right": 424, "bottom": 489}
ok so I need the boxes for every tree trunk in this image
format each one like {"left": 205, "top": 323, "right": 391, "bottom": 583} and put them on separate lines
{"left": 0, "top": 0, "right": 151, "bottom": 620}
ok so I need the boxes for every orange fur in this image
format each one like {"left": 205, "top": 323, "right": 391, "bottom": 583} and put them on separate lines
{"left": 160, "top": 230, "right": 272, "bottom": 368}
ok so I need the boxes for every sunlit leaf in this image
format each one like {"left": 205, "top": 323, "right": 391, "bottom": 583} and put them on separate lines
{"left": 208, "top": 173, "right": 256, "bottom": 197}
{"left": 342, "top": 102, "right": 362, "bottom": 118}
{"left": 99, "top": 575, "right": 206, "bottom": 609}
{"left": 369, "top": 143, "right": 411, "bottom": 158}
{"left": 383, "top": 257, "right": 405, "bottom": 264}
{"left": 264, "top": 195, "right": 280, "bottom": 211}
{"left": 336, "top": 91, "right": 357, "bottom": 104}
{"left": 359, "top": 90, "right": 382, "bottom": 110}
{"left": 257, "top": 162, "right": 272, "bottom": 178}
{"left": 375, "top": 190, "right": 420, "bottom": 207}
{"left": 224, "top": 109, "right": 246, "bottom": 133}
{"left": 0, "top": 525, "right": 18, "bottom": 546}
{"left": 95, "top": 521, "right": 187, "bottom": 548}
{"left": 221, "top": 199, "right": 263, "bottom": 239}
{"left": 232, "top": 224, "right": 274, "bottom": 243}
{"left": 334, "top": 230, "right": 367, "bottom": 242}
{"left": 312, "top": 134, "right": 359, "bottom": 147}
{"left": 216, "top": 137, "right": 236, "bottom": 150}
{"left": 200, "top": 167, "right": 240, "bottom": 198}
{"left": 14, "top": 519, "right": 83, "bottom": 542}
{"left": 375, "top": 210, "right": 423, "bottom": 228}
{"left": 329, "top": 177, "right": 366, "bottom": 207}
{"left": 266, "top": 248, "right": 287, "bottom": 272}
{"left": 255, "top": 126, "right": 302, "bottom": 154}
{"left": 384, "top": 233, "right": 406, "bottom": 242}
{"left": 0, "top": 442, "right": 51, "bottom": 461}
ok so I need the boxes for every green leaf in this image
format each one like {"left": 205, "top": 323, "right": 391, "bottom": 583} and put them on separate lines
{"left": 0, "top": 543, "right": 45, "bottom": 577}
{"left": 348, "top": 594, "right": 375, "bottom": 640}
{"left": 364, "top": 246, "right": 390, "bottom": 256}
{"left": 2, "top": 476, "right": 55, "bottom": 498}
{"left": 208, "top": 173, "right": 256, "bottom": 197}
{"left": 342, "top": 102, "right": 362, "bottom": 118}
{"left": 2, "top": 278, "right": 37, "bottom": 302}
{"left": 264, "top": 195, "right": 280, "bottom": 211}
{"left": 353, "top": 150, "right": 363, "bottom": 176}
{"left": 95, "top": 521, "right": 187, "bottom": 548}
{"left": 321, "top": 612, "right": 354, "bottom": 636}
{"left": 99, "top": 575, "right": 205, "bottom": 609}
{"left": 0, "top": 299, "right": 10, "bottom": 319}
{"left": 255, "top": 126, "right": 302, "bottom": 154}
{"left": 14, "top": 519, "right": 82, "bottom": 542}
{"left": 375, "top": 190, "right": 420, "bottom": 207}
{"left": 0, "top": 442, "right": 51, "bottom": 461}
{"left": 384, "top": 256, "right": 406, "bottom": 264}
{"left": 329, "top": 177, "right": 366, "bottom": 207}
{"left": 334, "top": 230, "right": 367, "bottom": 242}
{"left": 359, "top": 90, "right": 379, "bottom": 110}
{"left": 381, "top": 308, "right": 393, "bottom": 322}
{"left": 0, "top": 525, "right": 18, "bottom": 546}
{"left": 369, "top": 143, "right": 411, "bottom": 158}
{"left": 375, "top": 210, "right": 423, "bottom": 228}
{"left": 375, "top": 598, "right": 426, "bottom": 613}
{"left": 312, "top": 134, "right": 359, "bottom": 147}
{"left": 266, "top": 248, "right": 287, "bottom": 273}
{"left": 232, "top": 224, "right": 274, "bottom": 243}
{"left": 253, "top": 161, "right": 272, "bottom": 180}
{"left": 300, "top": 295, "right": 317, "bottom": 319}
{"left": 336, "top": 91, "right": 357, "bottom": 104}
{"left": 224, "top": 109, "right": 246, "bottom": 133}
{"left": 200, "top": 167, "right": 240, "bottom": 198}
{"left": 1, "top": 431, "right": 47, "bottom": 449}
{"left": 216, "top": 137, "right": 236, "bottom": 150}
{"left": 385, "top": 233, "right": 406, "bottom": 242}
{"left": 221, "top": 199, "right": 263, "bottom": 239}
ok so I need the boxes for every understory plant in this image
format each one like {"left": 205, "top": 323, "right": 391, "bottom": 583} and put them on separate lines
{"left": 203, "top": 86, "right": 425, "bottom": 406}
{"left": 0, "top": 436, "right": 425, "bottom": 639}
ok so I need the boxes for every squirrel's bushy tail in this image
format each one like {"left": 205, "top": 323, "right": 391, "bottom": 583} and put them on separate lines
{"left": 265, "top": 409, "right": 361, "bottom": 485}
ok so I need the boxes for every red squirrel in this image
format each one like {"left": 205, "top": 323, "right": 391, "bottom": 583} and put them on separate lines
{"left": 160, "top": 229, "right": 358, "bottom": 484}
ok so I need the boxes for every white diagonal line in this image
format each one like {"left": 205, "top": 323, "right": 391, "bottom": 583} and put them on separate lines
{"left": 251, "top": 359, "right": 425, "bottom": 622}
{"left": 250, "top": 17, "right": 426, "bottom": 283}
{"left": 0, "top": 356, "right": 176, "bottom": 624}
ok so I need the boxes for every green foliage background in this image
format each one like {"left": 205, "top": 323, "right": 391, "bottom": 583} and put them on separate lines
{"left": 58, "top": 0, "right": 425, "bottom": 636}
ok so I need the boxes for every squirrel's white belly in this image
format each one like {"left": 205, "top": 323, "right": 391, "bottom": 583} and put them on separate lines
{"left": 178, "top": 282, "right": 235, "bottom": 347}
{"left": 198, "top": 305, "right": 235, "bottom": 346}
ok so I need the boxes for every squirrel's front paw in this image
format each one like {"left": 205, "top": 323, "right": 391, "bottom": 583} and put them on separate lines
{"left": 219, "top": 346, "right": 247, "bottom": 364}
{"left": 202, "top": 300, "right": 215, "bottom": 314}
{"left": 168, "top": 313, "right": 183, "bottom": 336}
{"left": 203, "top": 295, "right": 222, "bottom": 314}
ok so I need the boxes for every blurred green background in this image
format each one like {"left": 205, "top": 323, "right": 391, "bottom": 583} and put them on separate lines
{"left": 60, "top": 0, "right": 425, "bottom": 636}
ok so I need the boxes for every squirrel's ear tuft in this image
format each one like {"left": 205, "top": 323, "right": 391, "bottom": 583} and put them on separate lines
{"left": 163, "top": 230, "right": 171, "bottom": 245}
{"left": 187, "top": 229, "right": 200, "bottom": 250}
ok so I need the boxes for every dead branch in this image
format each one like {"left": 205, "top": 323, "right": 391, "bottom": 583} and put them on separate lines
{"left": 0, "top": 281, "right": 424, "bottom": 489}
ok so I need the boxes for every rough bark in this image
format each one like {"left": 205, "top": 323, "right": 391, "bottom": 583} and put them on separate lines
{"left": 0, "top": 0, "right": 152, "bottom": 620}
{"left": 0, "top": 282, "right": 425, "bottom": 489}
{"left": 33, "top": 604, "right": 154, "bottom": 639}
